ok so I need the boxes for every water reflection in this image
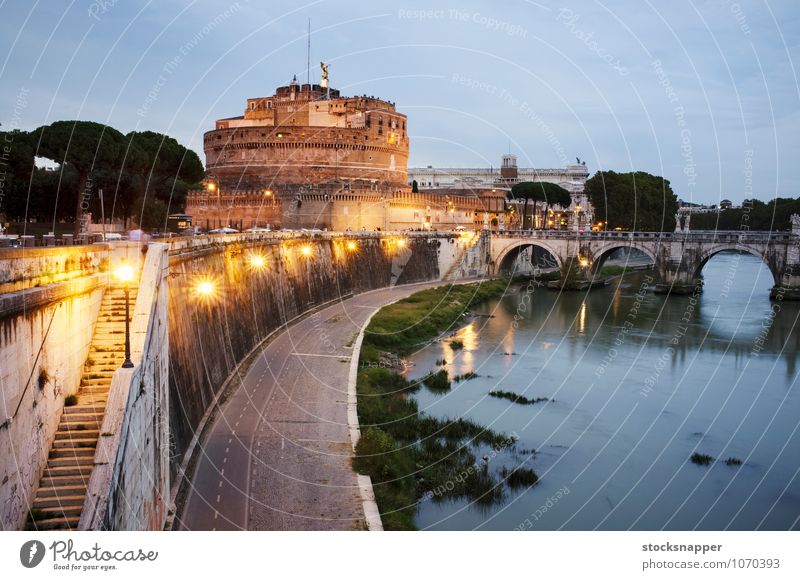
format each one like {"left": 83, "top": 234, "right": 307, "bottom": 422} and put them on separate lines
{"left": 408, "top": 252, "right": 800, "bottom": 530}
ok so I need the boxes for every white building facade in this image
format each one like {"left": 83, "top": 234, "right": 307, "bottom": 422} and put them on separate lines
{"left": 408, "top": 155, "right": 594, "bottom": 230}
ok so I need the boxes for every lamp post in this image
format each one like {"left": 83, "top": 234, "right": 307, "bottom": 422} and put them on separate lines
{"left": 114, "top": 263, "right": 135, "bottom": 368}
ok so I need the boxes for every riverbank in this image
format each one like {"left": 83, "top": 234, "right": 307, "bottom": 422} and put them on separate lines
{"left": 354, "top": 278, "right": 540, "bottom": 530}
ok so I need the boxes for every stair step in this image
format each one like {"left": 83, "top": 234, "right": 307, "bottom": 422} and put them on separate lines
{"left": 80, "top": 378, "right": 113, "bottom": 387}
{"left": 60, "top": 417, "right": 102, "bottom": 428}
{"left": 33, "top": 494, "right": 86, "bottom": 509}
{"left": 82, "top": 369, "right": 115, "bottom": 376}
{"left": 52, "top": 438, "right": 97, "bottom": 449}
{"left": 43, "top": 465, "right": 93, "bottom": 478}
{"left": 26, "top": 516, "right": 80, "bottom": 531}
{"left": 63, "top": 405, "right": 104, "bottom": 415}
{"left": 61, "top": 413, "right": 104, "bottom": 423}
{"left": 37, "top": 484, "right": 88, "bottom": 498}
{"left": 75, "top": 399, "right": 107, "bottom": 408}
{"left": 48, "top": 455, "right": 95, "bottom": 466}
{"left": 56, "top": 429, "right": 100, "bottom": 441}
{"left": 41, "top": 473, "right": 92, "bottom": 487}
{"left": 31, "top": 504, "right": 83, "bottom": 518}
{"left": 78, "top": 381, "right": 111, "bottom": 393}
{"left": 49, "top": 447, "right": 95, "bottom": 457}
{"left": 55, "top": 429, "right": 100, "bottom": 440}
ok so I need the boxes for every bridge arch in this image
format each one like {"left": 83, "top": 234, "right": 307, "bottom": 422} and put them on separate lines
{"left": 587, "top": 242, "right": 658, "bottom": 276}
{"left": 693, "top": 244, "right": 780, "bottom": 285}
{"left": 494, "top": 240, "right": 563, "bottom": 276}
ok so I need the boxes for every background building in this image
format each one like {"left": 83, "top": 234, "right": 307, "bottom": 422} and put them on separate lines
{"left": 409, "top": 154, "right": 593, "bottom": 230}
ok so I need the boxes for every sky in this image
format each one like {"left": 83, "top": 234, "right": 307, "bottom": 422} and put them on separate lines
{"left": 1, "top": 0, "right": 798, "bottom": 204}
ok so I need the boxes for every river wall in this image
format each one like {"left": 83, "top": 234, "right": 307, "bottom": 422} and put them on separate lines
{"left": 166, "top": 235, "right": 453, "bottom": 492}
{"left": 0, "top": 247, "right": 110, "bottom": 531}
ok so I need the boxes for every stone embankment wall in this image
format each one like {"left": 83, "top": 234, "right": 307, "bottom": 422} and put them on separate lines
{"left": 167, "top": 235, "right": 450, "bottom": 484}
{"left": 0, "top": 247, "right": 109, "bottom": 531}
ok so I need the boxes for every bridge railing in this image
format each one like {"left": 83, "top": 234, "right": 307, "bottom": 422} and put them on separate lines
{"left": 492, "top": 229, "right": 796, "bottom": 242}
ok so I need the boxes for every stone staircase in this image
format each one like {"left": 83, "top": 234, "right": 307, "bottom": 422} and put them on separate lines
{"left": 26, "top": 285, "right": 136, "bottom": 531}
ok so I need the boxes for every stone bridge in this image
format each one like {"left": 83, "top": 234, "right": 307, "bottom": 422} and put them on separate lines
{"left": 490, "top": 229, "right": 800, "bottom": 298}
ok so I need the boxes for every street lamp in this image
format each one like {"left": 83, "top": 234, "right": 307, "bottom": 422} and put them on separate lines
{"left": 113, "top": 263, "right": 135, "bottom": 369}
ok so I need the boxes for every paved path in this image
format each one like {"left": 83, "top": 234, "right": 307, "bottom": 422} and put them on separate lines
{"left": 178, "top": 280, "right": 453, "bottom": 530}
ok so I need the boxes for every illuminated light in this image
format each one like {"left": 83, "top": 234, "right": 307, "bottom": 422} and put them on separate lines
{"left": 277, "top": 133, "right": 283, "bottom": 138}
{"left": 193, "top": 277, "right": 218, "bottom": 300}
{"left": 396, "top": 238, "right": 406, "bottom": 248}
{"left": 114, "top": 264, "right": 135, "bottom": 283}
{"left": 346, "top": 241, "right": 358, "bottom": 252}
{"left": 300, "top": 245, "right": 313, "bottom": 257}
{"left": 579, "top": 258, "right": 590, "bottom": 268}
{"left": 263, "top": 189, "right": 273, "bottom": 196}
{"left": 248, "top": 254, "right": 267, "bottom": 269}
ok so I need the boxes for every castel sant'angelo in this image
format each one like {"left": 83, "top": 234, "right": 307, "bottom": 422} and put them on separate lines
{"left": 185, "top": 65, "right": 587, "bottom": 231}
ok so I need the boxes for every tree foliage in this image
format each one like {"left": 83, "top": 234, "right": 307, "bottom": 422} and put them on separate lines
{"left": 509, "top": 181, "right": 572, "bottom": 229}
{"left": 688, "top": 198, "right": 800, "bottom": 231}
{"left": 2, "top": 122, "right": 204, "bottom": 232}
{"left": 585, "top": 170, "right": 678, "bottom": 232}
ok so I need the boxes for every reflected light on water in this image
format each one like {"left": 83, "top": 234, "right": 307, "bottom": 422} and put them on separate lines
{"left": 578, "top": 301, "right": 587, "bottom": 335}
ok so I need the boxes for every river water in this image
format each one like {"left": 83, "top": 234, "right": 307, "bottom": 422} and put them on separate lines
{"left": 406, "top": 252, "right": 800, "bottom": 530}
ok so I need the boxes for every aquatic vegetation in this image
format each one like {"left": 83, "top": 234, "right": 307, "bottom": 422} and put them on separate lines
{"left": 690, "top": 452, "right": 714, "bottom": 466}
{"left": 489, "top": 390, "right": 549, "bottom": 405}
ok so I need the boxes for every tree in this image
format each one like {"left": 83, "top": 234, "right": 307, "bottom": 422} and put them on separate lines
{"left": 510, "top": 181, "right": 572, "bottom": 229}
{"left": 585, "top": 171, "right": 677, "bottom": 232}
{"left": 0, "top": 129, "right": 35, "bottom": 221}
{"left": 32, "top": 121, "right": 127, "bottom": 235}
{"left": 690, "top": 197, "right": 800, "bottom": 231}
{"left": 536, "top": 182, "right": 572, "bottom": 228}
{"left": 124, "top": 131, "right": 204, "bottom": 225}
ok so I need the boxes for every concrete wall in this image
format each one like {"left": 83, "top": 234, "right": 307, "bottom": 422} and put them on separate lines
{"left": 0, "top": 278, "right": 106, "bottom": 530}
{"left": 80, "top": 243, "right": 170, "bottom": 531}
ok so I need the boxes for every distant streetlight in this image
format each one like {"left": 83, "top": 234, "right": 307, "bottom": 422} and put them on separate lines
{"left": 113, "top": 263, "right": 135, "bottom": 369}
{"left": 300, "top": 245, "right": 313, "bottom": 257}
{"left": 396, "top": 238, "right": 406, "bottom": 248}
{"left": 346, "top": 241, "right": 358, "bottom": 252}
{"left": 263, "top": 189, "right": 273, "bottom": 197}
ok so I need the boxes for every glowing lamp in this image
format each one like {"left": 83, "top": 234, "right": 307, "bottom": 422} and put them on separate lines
{"left": 114, "top": 264, "right": 135, "bottom": 283}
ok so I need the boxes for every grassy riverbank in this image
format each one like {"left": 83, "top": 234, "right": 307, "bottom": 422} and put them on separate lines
{"left": 354, "top": 278, "right": 537, "bottom": 530}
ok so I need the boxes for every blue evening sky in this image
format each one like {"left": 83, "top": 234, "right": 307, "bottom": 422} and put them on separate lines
{"left": 1, "top": 0, "right": 798, "bottom": 203}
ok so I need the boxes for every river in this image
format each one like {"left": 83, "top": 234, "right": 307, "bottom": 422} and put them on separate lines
{"left": 405, "top": 252, "right": 800, "bottom": 530}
